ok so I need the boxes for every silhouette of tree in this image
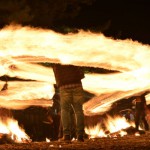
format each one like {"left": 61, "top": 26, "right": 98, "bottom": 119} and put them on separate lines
{"left": 0, "top": 0, "right": 95, "bottom": 28}
{"left": 0, "top": 0, "right": 33, "bottom": 27}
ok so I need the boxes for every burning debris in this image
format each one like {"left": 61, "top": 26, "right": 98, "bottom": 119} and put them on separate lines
{"left": 105, "top": 126, "right": 146, "bottom": 138}
{"left": 85, "top": 115, "right": 148, "bottom": 139}
{"left": 0, "top": 117, "right": 31, "bottom": 144}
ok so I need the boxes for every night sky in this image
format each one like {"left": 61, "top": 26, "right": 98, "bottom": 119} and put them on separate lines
{"left": 71, "top": 0, "right": 150, "bottom": 44}
{"left": 0, "top": 0, "right": 149, "bottom": 45}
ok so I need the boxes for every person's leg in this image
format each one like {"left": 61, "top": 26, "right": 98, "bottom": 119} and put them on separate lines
{"left": 72, "top": 86, "right": 85, "bottom": 141}
{"left": 70, "top": 107, "right": 76, "bottom": 139}
{"left": 141, "top": 113, "right": 149, "bottom": 131}
{"left": 58, "top": 118, "right": 63, "bottom": 139}
{"left": 135, "top": 110, "right": 141, "bottom": 131}
{"left": 60, "top": 88, "right": 72, "bottom": 139}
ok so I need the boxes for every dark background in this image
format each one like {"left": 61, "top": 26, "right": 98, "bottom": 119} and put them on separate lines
{"left": 0, "top": 0, "right": 150, "bottom": 44}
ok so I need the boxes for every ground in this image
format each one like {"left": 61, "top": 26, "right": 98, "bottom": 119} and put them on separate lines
{"left": 0, "top": 132, "right": 150, "bottom": 150}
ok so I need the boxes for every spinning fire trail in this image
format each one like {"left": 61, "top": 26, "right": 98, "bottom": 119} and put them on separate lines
{"left": 0, "top": 24, "right": 150, "bottom": 115}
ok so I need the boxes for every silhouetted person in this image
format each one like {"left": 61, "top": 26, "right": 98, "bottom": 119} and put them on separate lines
{"left": 53, "top": 64, "right": 85, "bottom": 142}
{"left": 134, "top": 94, "right": 149, "bottom": 131}
{"left": 50, "top": 84, "right": 61, "bottom": 140}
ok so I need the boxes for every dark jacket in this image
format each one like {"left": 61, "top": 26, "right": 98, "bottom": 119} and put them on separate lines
{"left": 52, "top": 64, "right": 84, "bottom": 87}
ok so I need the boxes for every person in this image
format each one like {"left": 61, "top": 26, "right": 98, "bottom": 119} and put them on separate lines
{"left": 134, "top": 94, "right": 149, "bottom": 131}
{"left": 145, "top": 107, "right": 150, "bottom": 128}
{"left": 124, "top": 110, "right": 135, "bottom": 122}
{"left": 50, "top": 84, "right": 61, "bottom": 140}
{"left": 50, "top": 84, "right": 77, "bottom": 140}
{"left": 129, "top": 110, "right": 135, "bottom": 122}
{"left": 52, "top": 64, "right": 85, "bottom": 142}
{"left": 58, "top": 104, "right": 77, "bottom": 140}
{"left": 124, "top": 111, "right": 131, "bottom": 121}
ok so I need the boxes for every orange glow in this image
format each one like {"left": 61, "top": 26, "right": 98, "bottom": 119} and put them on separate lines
{"left": 85, "top": 116, "right": 135, "bottom": 138}
{"left": 0, "top": 81, "right": 53, "bottom": 109}
{"left": 0, "top": 24, "right": 150, "bottom": 115}
{"left": 104, "top": 115, "right": 134, "bottom": 133}
{"left": 85, "top": 124, "right": 106, "bottom": 138}
{"left": 0, "top": 117, "right": 31, "bottom": 143}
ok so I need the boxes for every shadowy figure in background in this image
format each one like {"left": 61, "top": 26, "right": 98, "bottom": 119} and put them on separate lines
{"left": 53, "top": 64, "right": 85, "bottom": 142}
{"left": 123, "top": 110, "right": 135, "bottom": 122}
{"left": 50, "top": 84, "right": 61, "bottom": 140}
{"left": 133, "top": 94, "right": 149, "bottom": 131}
{"left": 124, "top": 110, "right": 131, "bottom": 121}
{"left": 51, "top": 84, "right": 61, "bottom": 115}
{"left": 41, "top": 84, "right": 61, "bottom": 141}
{"left": 24, "top": 106, "right": 47, "bottom": 141}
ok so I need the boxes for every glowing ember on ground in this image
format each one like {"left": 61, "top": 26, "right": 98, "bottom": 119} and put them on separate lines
{"left": 46, "top": 138, "right": 50, "bottom": 142}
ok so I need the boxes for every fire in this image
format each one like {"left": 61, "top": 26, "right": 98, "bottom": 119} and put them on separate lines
{"left": 85, "top": 124, "right": 106, "bottom": 138}
{"left": 104, "top": 115, "right": 133, "bottom": 133}
{"left": 1, "top": 25, "right": 150, "bottom": 71}
{"left": 0, "top": 24, "right": 150, "bottom": 115}
{"left": 0, "top": 81, "right": 53, "bottom": 109}
{"left": 85, "top": 116, "right": 134, "bottom": 138}
{"left": 0, "top": 117, "right": 31, "bottom": 143}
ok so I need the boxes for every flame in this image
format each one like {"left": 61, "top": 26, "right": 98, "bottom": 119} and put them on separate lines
{"left": 2, "top": 25, "right": 150, "bottom": 71}
{"left": 0, "top": 24, "right": 150, "bottom": 114}
{"left": 104, "top": 115, "right": 134, "bottom": 133}
{"left": 85, "top": 116, "right": 134, "bottom": 138}
{"left": 85, "top": 124, "right": 106, "bottom": 138}
{"left": 0, "top": 117, "right": 31, "bottom": 143}
{"left": 0, "top": 81, "right": 53, "bottom": 109}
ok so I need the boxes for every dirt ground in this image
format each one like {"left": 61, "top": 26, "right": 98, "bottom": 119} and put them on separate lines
{"left": 1, "top": 132, "right": 150, "bottom": 150}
